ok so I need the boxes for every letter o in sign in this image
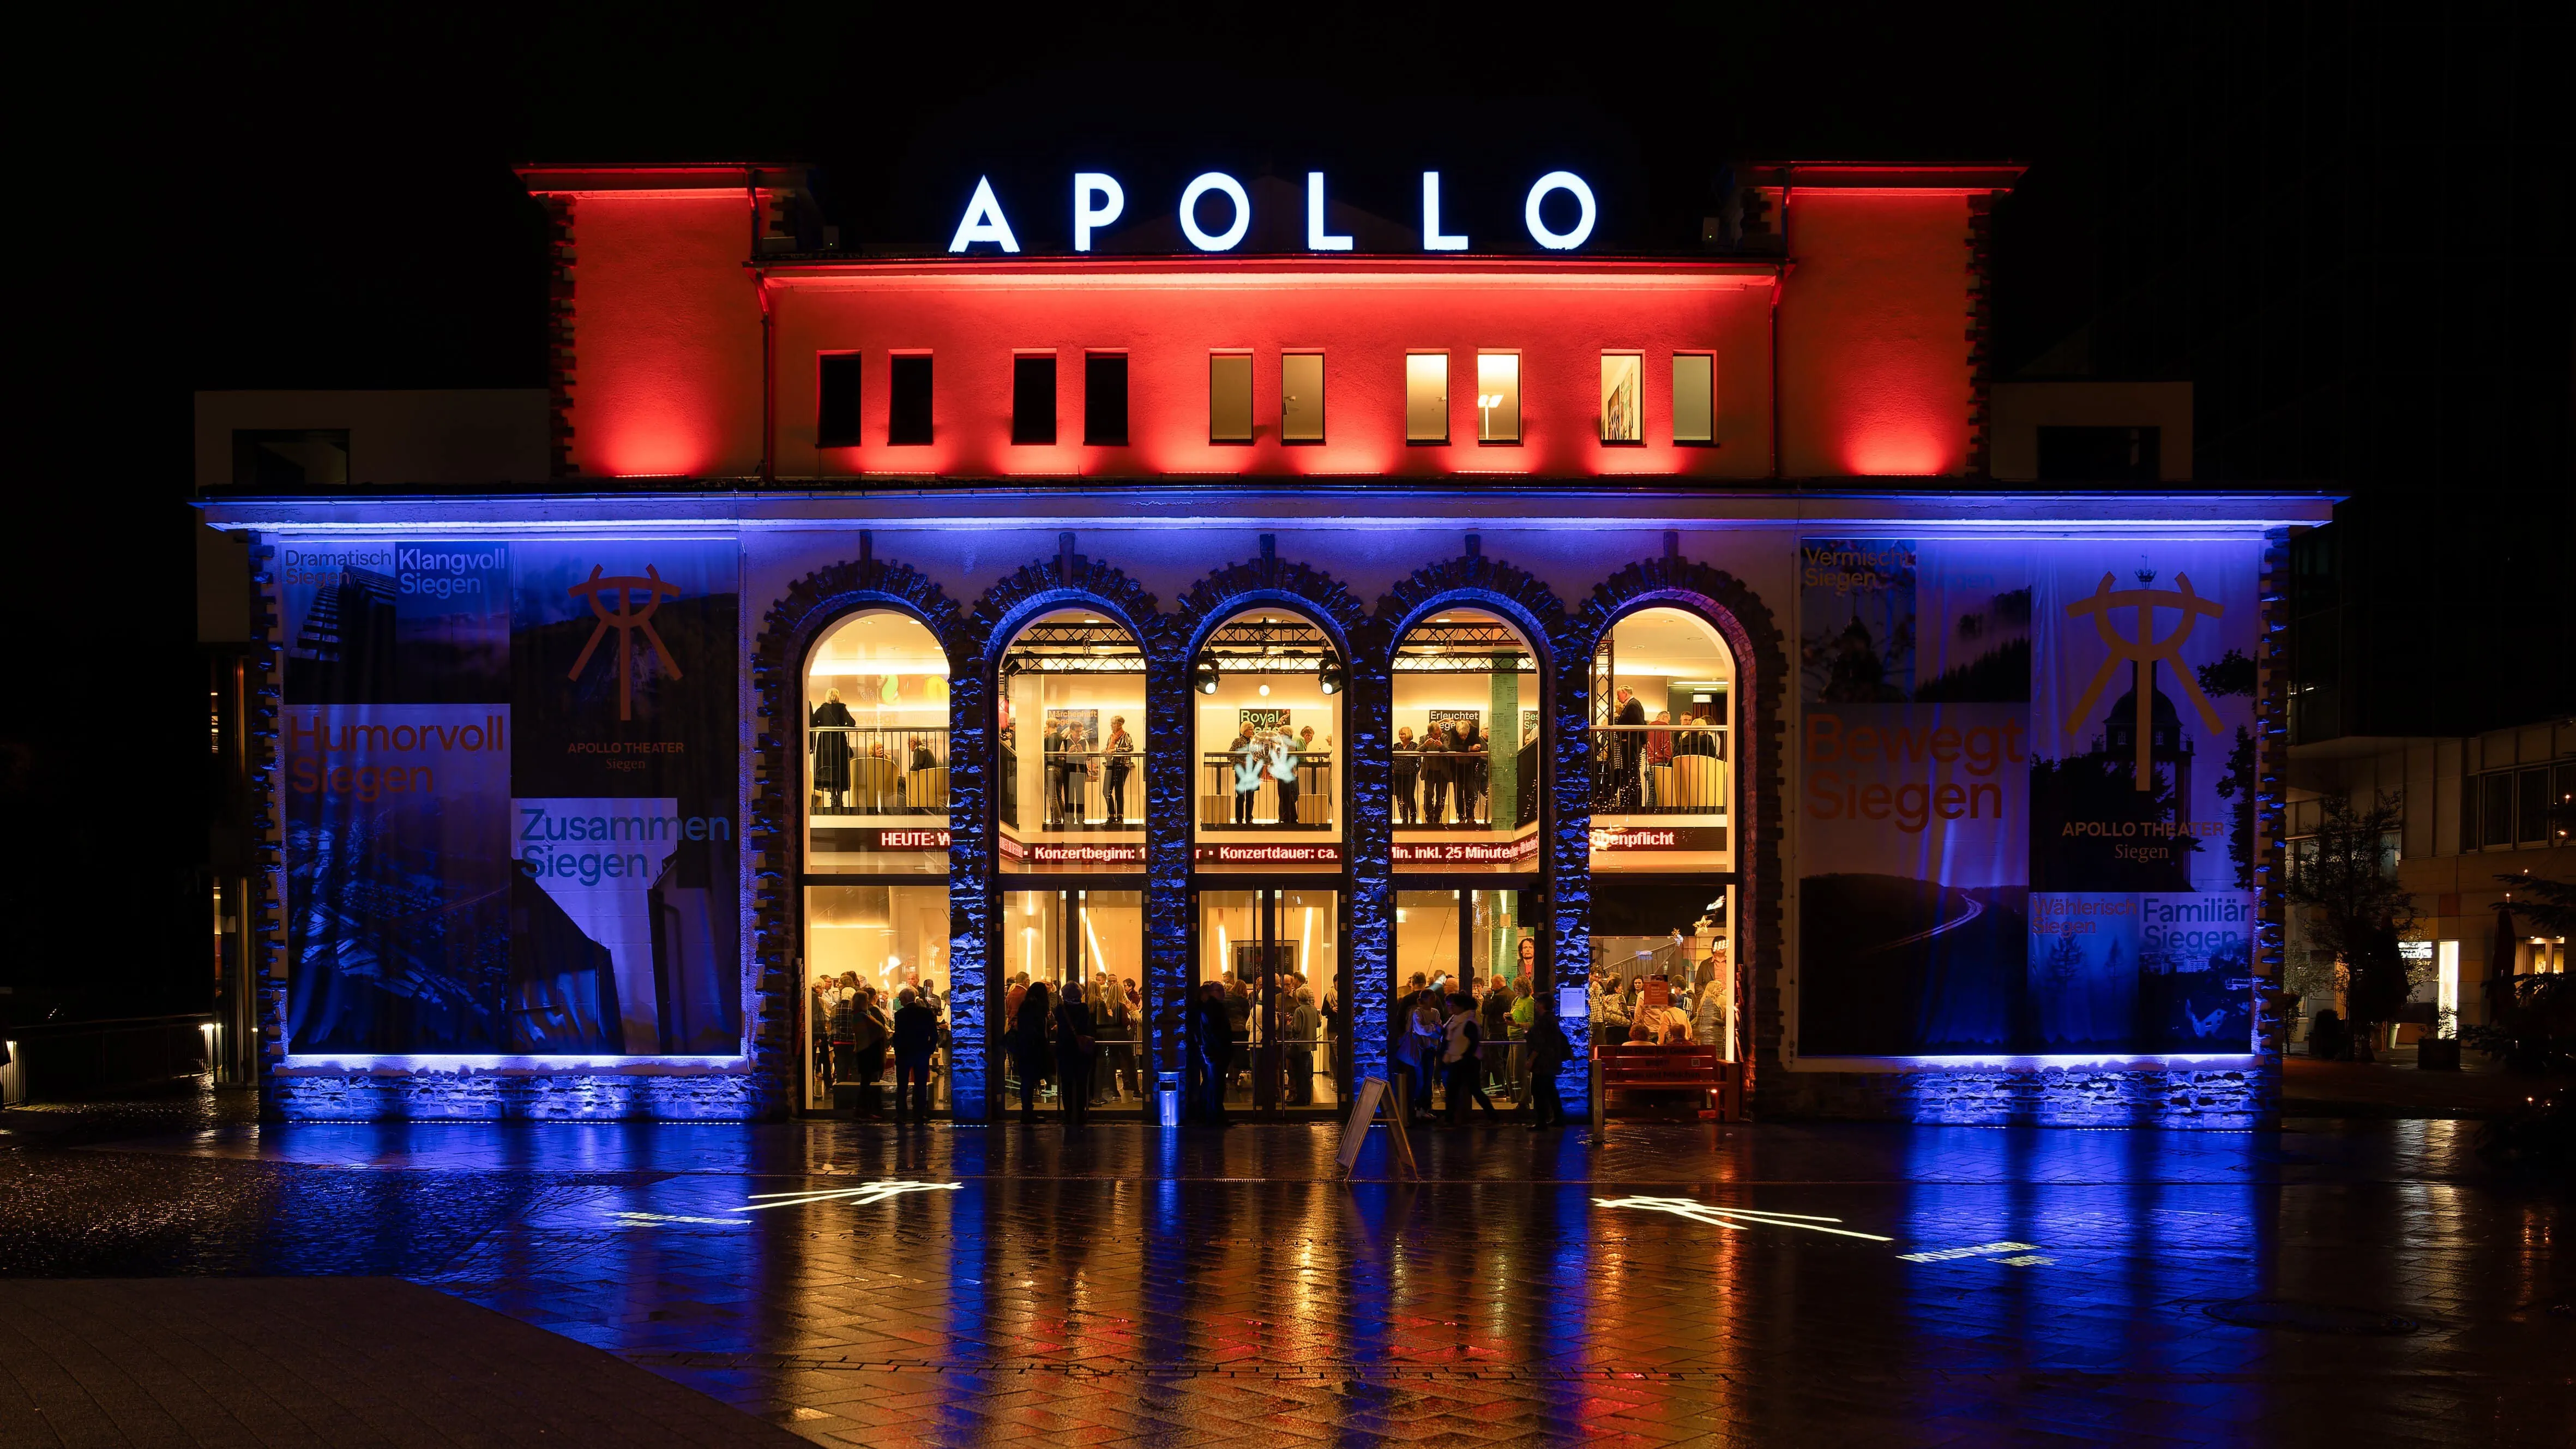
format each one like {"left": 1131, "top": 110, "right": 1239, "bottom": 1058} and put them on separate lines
{"left": 1179, "top": 172, "right": 1251, "bottom": 252}
{"left": 1524, "top": 171, "right": 1597, "bottom": 250}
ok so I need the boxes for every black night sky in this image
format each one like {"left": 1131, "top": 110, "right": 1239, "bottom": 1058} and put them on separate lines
{"left": 6, "top": 2, "right": 2566, "bottom": 1013}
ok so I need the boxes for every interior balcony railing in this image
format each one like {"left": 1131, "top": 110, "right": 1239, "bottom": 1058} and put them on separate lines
{"left": 1584, "top": 723, "right": 1728, "bottom": 813}
{"left": 1199, "top": 754, "right": 1337, "bottom": 829}
{"left": 1001, "top": 747, "right": 1144, "bottom": 829}
{"left": 810, "top": 726, "right": 949, "bottom": 815}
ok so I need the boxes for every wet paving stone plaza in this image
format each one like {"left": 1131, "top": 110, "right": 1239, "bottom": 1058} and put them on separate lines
{"left": 2, "top": 1096, "right": 2568, "bottom": 1447}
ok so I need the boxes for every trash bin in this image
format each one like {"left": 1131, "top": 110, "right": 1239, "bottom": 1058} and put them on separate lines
{"left": 1158, "top": 1071, "right": 1181, "bottom": 1125}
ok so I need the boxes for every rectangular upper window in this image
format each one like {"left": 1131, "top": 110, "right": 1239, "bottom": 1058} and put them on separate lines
{"left": 1404, "top": 352, "right": 1448, "bottom": 443}
{"left": 1084, "top": 352, "right": 1128, "bottom": 446}
{"left": 1011, "top": 354, "right": 1057, "bottom": 446}
{"left": 1600, "top": 353, "right": 1643, "bottom": 443}
{"left": 1281, "top": 353, "right": 1324, "bottom": 443}
{"left": 888, "top": 354, "right": 933, "bottom": 446}
{"left": 1474, "top": 353, "right": 1520, "bottom": 443}
{"left": 1209, "top": 353, "right": 1254, "bottom": 443}
{"left": 1672, "top": 354, "right": 1713, "bottom": 444}
{"left": 816, "top": 353, "right": 862, "bottom": 448}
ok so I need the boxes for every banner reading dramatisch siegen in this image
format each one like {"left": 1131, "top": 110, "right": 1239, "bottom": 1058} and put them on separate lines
{"left": 280, "top": 538, "right": 742, "bottom": 1056}
{"left": 1795, "top": 538, "right": 2260, "bottom": 1058}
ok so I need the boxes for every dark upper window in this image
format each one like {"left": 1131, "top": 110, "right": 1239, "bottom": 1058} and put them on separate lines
{"left": 1084, "top": 353, "right": 1128, "bottom": 446}
{"left": 233, "top": 429, "right": 350, "bottom": 486}
{"left": 1012, "top": 354, "right": 1057, "bottom": 446}
{"left": 816, "top": 354, "right": 862, "bottom": 448}
{"left": 2037, "top": 425, "right": 2160, "bottom": 482}
{"left": 888, "top": 355, "right": 933, "bottom": 446}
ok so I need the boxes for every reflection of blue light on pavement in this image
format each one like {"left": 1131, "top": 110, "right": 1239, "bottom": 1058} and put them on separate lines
{"left": 611, "top": 1211, "right": 747, "bottom": 1226}
{"left": 733, "top": 1180, "right": 961, "bottom": 1211}
{"left": 1593, "top": 1195, "right": 1894, "bottom": 1241}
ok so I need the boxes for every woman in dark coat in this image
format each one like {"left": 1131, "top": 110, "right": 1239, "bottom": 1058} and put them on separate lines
{"left": 1012, "top": 982, "right": 1053, "bottom": 1121}
{"left": 1052, "top": 985, "right": 1097, "bottom": 1127}
{"left": 1453, "top": 720, "right": 1487, "bottom": 825}
{"left": 810, "top": 689, "right": 857, "bottom": 808}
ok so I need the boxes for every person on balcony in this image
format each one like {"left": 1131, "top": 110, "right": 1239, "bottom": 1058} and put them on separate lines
{"left": 1271, "top": 726, "right": 1303, "bottom": 825}
{"left": 1230, "top": 722, "right": 1262, "bottom": 825}
{"left": 1102, "top": 716, "right": 1133, "bottom": 826}
{"left": 1610, "top": 687, "right": 1648, "bottom": 809}
{"left": 1645, "top": 711, "right": 1675, "bottom": 808}
{"left": 1418, "top": 724, "right": 1453, "bottom": 825}
{"left": 1392, "top": 726, "right": 1421, "bottom": 825}
{"left": 1453, "top": 720, "right": 1487, "bottom": 825}
{"left": 810, "top": 689, "right": 856, "bottom": 810}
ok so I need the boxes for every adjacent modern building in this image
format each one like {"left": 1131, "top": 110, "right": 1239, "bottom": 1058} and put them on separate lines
{"left": 194, "top": 160, "right": 2332, "bottom": 1126}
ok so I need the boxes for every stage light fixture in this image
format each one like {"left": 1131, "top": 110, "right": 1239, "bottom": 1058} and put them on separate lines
{"left": 1193, "top": 651, "right": 1222, "bottom": 695}
{"left": 1318, "top": 659, "right": 1347, "bottom": 695}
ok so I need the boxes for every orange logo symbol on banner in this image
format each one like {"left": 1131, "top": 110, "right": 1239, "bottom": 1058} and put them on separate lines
{"left": 567, "top": 564, "right": 683, "bottom": 721}
{"left": 2063, "top": 569, "right": 2224, "bottom": 791}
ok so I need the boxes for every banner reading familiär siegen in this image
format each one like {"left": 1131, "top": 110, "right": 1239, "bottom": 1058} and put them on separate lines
{"left": 1796, "top": 538, "right": 2259, "bottom": 1057}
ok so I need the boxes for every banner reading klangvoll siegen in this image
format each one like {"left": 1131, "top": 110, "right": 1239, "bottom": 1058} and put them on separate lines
{"left": 1796, "top": 538, "right": 2259, "bottom": 1057}
{"left": 281, "top": 539, "right": 741, "bottom": 1056}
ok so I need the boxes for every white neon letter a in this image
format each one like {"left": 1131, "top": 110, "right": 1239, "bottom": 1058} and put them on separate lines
{"left": 947, "top": 176, "right": 1021, "bottom": 254}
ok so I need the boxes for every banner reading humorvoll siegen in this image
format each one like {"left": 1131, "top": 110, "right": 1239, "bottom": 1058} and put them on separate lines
{"left": 279, "top": 538, "right": 741, "bottom": 1056}
{"left": 1796, "top": 538, "right": 2259, "bottom": 1057}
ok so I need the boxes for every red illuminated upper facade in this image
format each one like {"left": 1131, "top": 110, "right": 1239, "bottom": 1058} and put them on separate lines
{"left": 517, "top": 163, "right": 2020, "bottom": 484}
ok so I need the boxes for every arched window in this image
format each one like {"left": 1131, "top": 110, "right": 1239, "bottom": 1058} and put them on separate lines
{"left": 996, "top": 608, "right": 1145, "bottom": 873}
{"left": 802, "top": 608, "right": 950, "bottom": 1115}
{"left": 1586, "top": 606, "right": 1737, "bottom": 1064}
{"left": 994, "top": 608, "right": 1146, "bottom": 1116}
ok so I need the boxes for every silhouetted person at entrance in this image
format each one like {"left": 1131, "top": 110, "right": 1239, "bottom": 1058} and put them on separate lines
{"left": 891, "top": 985, "right": 937, "bottom": 1120}
{"left": 1526, "top": 997, "right": 1570, "bottom": 1128}
{"left": 1192, "top": 981, "right": 1233, "bottom": 1126}
{"left": 1053, "top": 986, "right": 1097, "bottom": 1128}
{"left": 1012, "top": 982, "right": 1052, "bottom": 1121}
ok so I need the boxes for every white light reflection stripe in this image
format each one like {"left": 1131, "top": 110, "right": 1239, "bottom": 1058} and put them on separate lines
{"left": 1592, "top": 1195, "right": 1895, "bottom": 1242}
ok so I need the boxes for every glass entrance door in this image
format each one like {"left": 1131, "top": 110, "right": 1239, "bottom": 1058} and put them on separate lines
{"left": 1393, "top": 889, "right": 1539, "bottom": 1115}
{"left": 1001, "top": 889, "right": 1145, "bottom": 1115}
{"left": 1196, "top": 889, "right": 1340, "bottom": 1114}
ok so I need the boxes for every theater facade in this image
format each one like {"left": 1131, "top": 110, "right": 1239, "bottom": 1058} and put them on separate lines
{"left": 197, "top": 162, "right": 2328, "bottom": 1127}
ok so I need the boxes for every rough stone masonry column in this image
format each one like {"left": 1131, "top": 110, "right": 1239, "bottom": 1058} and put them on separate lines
{"left": 1142, "top": 649, "right": 1193, "bottom": 1121}
{"left": 1343, "top": 628, "right": 1393, "bottom": 1092}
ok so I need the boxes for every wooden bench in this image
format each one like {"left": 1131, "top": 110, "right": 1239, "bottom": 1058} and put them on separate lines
{"left": 1597, "top": 1043, "right": 1743, "bottom": 1121}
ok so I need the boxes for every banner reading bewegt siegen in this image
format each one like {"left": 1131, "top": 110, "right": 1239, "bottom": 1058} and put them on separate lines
{"left": 1795, "top": 538, "right": 2260, "bottom": 1057}
{"left": 279, "top": 538, "right": 741, "bottom": 1056}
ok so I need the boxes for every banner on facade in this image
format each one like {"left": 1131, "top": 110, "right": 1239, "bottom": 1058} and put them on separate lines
{"left": 1795, "top": 538, "right": 2259, "bottom": 1057}
{"left": 280, "top": 539, "right": 741, "bottom": 1056}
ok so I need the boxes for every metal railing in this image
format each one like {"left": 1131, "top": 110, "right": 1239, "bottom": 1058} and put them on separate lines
{"left": 811, "top": 726, "right": 949, "bottom": 814}
{"left": 1002, "top": 747, "right": 1143, "bottom": 829}
{"left": 1585, "top": 723, "right": 1728, "bottom": 813}
{"left": 1200, "top": 754, "right": 1337, "bottom": 828}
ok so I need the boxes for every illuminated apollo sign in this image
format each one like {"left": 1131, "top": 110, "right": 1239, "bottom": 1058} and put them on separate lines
{"left": 948, "top": 170, "right": 1599, "bottom": 256}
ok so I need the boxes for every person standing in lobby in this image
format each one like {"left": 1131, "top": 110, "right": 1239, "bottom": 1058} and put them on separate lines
{"left": 890, "top": 985, "right": 937, "bottom": 1121}
{"left": 1052, "top": 984, "right": 1097, "bottom": 1128}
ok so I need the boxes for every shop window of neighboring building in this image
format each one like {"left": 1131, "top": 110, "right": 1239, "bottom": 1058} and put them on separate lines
{"left": 1282, "top": 352, "right": 1325, "bottom": 443}
{"left": 1672, "top": 354, "right": 1714, "bottom": 444}
{"left": 1209, "top": 353, "right": 1254, "bottom": 443}
{"left": 888, "top": 354, "right": 934, "bottom": 445}
{"left": 1600, "top": 353, "right": 1643, "bottom": 443}
{"left": 1084, "top": 353, "right": 1128, "bottom": 446}
{"left": 1012, "top": 353, "right": 1057, "bottom": 446}
{"left": 998, "top": 608, "right": 1145, "bottom": 873}
{"left": 1192, "top": 609, "right": 1344, "bottom": 867}
{"left": 816, "top": 353, "right": 862, "bottom": 447}
{"left": 805, "top": 609, "right": 952, "bottom": 875}
{"left": 1392, "top": 607, "right": 1540, "bottom": 872}
{"left": 1001, "top": 889, "right": 1146, "bottom": 1114}
{"left": 1474, "top": 353, "right": 1520, "bottom": 443}
{"left": 1405, "top": 352, "right": 1448, "bottom": 443}
{"left": 805, "top": 885, "right": 952, "bottom": 1114}
{"left": 1197, "top": 889, "right": 1340, "bottom": 1112}
{"left": 1590, "top": 606, "right": 1734, "bottom": 875}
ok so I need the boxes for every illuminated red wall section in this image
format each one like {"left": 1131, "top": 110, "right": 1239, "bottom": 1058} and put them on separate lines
{"left": 1775, "top": 190, "right": 1975, "bottom": 477}
{"left": 558, "top": 190, "right": 766, "bottom": 478}
{"left": 767, "top": 261, "right": 1777, "bottom": 480}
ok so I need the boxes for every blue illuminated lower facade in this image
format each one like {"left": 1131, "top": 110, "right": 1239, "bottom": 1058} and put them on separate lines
{"left": 199, "top": 485, "right": 2324, "bottom": 1128}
